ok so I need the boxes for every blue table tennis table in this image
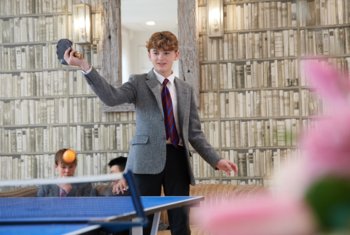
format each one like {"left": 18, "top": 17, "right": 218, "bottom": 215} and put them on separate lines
{"left": 0, "top": 171, "right": 202, "bottom": 235}
{"left": 0, "top": 195, "right": 203, "bottom": 235}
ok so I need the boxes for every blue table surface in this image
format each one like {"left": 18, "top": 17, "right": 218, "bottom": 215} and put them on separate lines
{"left": 0, "top": 224, "right": 94, "bottom": 235}
{"left": 0, "top": 196, "right": 203, "bottom": 235}
{"left": 0, "top": 196, "right": 202, "bottom": 222}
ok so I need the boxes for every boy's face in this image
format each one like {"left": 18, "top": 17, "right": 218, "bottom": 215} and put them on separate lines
{"left": 110, "top": 165, "right": 123, "bottom": 174}
{"left": 56, "top": 162, "right": 76, "bottom": 177}
{"left": 148, "top": 49, "right": 179, "bottom": 77}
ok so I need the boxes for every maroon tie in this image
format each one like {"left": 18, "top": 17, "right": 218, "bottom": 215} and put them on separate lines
{"left": 161, "top": 79, "right": 179, "bottom": 146}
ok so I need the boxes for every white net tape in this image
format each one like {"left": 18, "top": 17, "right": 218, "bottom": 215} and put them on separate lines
{"left": 0, "top": 173, "right": 123, "bottom": 187}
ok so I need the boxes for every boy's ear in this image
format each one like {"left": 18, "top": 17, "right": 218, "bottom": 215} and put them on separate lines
{"left": 175, "top": 50, "right": 180, "bottom": 60}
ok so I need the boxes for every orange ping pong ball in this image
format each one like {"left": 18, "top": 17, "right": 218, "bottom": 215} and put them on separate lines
{"left": 63, "top": 149, "right": 76, "bottom": 163}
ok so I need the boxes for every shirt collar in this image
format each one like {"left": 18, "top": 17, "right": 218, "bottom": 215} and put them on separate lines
{"left": 153, "top": 69, "right": 176, "bottom": 85}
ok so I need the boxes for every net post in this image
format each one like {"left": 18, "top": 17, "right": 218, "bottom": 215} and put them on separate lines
{"left": 123, "top": 170, "right": 147, "bottom": 225}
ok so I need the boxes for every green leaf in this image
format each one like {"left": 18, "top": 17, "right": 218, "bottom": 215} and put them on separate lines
{"left": 304, "top": 176, "right": 350, "bottom": 232}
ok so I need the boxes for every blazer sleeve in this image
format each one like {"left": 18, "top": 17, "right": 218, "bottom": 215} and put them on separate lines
{"left": 83, "top": 68, "right": 137, "bottom": 106}
{"left": 37, "top": 185, "right": 59, "bottom": 197}
{"left": 187, "top": 86, "right": 222, "bottom": 168}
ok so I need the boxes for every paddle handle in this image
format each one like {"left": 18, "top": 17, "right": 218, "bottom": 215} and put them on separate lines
{"left": 73, "top": 51, "right": 84, "bottom": 59}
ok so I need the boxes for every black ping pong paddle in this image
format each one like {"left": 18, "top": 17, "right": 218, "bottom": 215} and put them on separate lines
{"left": 56, "top": 39, "right": 83, "bottom": 65}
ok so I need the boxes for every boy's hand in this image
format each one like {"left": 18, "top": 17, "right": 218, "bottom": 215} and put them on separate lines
{"left": 58, "top": 183, "right": 72, "bottom": 194}
{"left": 63, "top": 48, "right": 91, "bottom": 72}
{"left": 112, "top": 178, "right": 128, "bottom": 195}
{"left": 216, "top": 159, "right": 238, "bottom": 176}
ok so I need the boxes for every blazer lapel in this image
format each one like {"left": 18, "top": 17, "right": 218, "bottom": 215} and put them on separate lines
{"left": 145, "top": 70, "right": 163, "bottom": 115}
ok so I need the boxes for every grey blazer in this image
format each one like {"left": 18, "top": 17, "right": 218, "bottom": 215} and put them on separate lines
{"left": 37, "top": 183, "right": 97, "bottom": 197}
{"left": 85, "top": 69, "right": 221, "bottom": 185}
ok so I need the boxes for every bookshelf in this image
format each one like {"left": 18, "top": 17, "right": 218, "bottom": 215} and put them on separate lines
{"left": 195, "top": 0, "right": 350, "bottom": 185}
{"left": 0, "top": 0, "right": 134, "bottom": 181}
{"left": 2, "top": 0, "right": 349, "bottom": 187}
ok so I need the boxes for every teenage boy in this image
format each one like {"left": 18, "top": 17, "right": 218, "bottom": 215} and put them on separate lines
{"left": 64, "top": 31, "right": 238, "bottom": 235}
{"left": 104, "top": 156, "right": 129, "bottom": 196}
{"left": 37, "top": 148, "right": 97, "bottom": 197}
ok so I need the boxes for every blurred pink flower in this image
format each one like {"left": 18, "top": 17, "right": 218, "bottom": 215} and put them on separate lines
{"left": 301, "top": 60, "right": 350, "bottom": 110}
{"left": 194, "top": 193, "right": 316, "bottom": 235}
{"left": 299, "top": 60, "right": 350, "bottom": 181}
{"left": 194, "top": 60, "right": 350, "bottom": 235}
{"left": 300, "top": 112, "right": 350, "bottom": 181}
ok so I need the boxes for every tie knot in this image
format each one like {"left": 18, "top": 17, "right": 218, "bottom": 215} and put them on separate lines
{"left": 163, "top": 79, "right": 169, "bottom": 86}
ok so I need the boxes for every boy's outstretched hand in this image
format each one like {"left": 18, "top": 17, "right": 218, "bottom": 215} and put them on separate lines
{"left": 64, "top": 48, "right": 91, "bottom": 72}
{"left": 216, "top": 159, "right": 238, "bottom": 176}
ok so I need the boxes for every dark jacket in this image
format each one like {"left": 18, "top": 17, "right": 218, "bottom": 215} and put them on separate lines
{"left": 37, "top": 183, "right": 97, "bottom": 197}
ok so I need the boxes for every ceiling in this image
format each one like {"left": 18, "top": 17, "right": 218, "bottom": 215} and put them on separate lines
{"left": 121, "top": 0, "right": 178, "bottom": 32}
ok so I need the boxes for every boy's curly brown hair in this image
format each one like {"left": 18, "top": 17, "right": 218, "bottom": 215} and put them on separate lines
{"left": 146, "top": 31, "right": 178, "bottom": 52}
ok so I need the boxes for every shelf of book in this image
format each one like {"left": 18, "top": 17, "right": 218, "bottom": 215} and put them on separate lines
{"left": 195, "top": 176, "right": 264, "bottom": 185}
{"left": 0, "top": 0, "right": 135, "bottom": 181}
{"left": 1, "top": 0, "right": 349, "bottom": 185}
{"left": 197, "top": 0, "right": 350, "bottom": 185}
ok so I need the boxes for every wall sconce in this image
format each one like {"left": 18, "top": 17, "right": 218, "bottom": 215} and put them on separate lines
{"left": 73, "top": 3, "right": 91, "bottom": 44}
{"left": 207, "top": 0, "right": 224, "bottom": 38}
